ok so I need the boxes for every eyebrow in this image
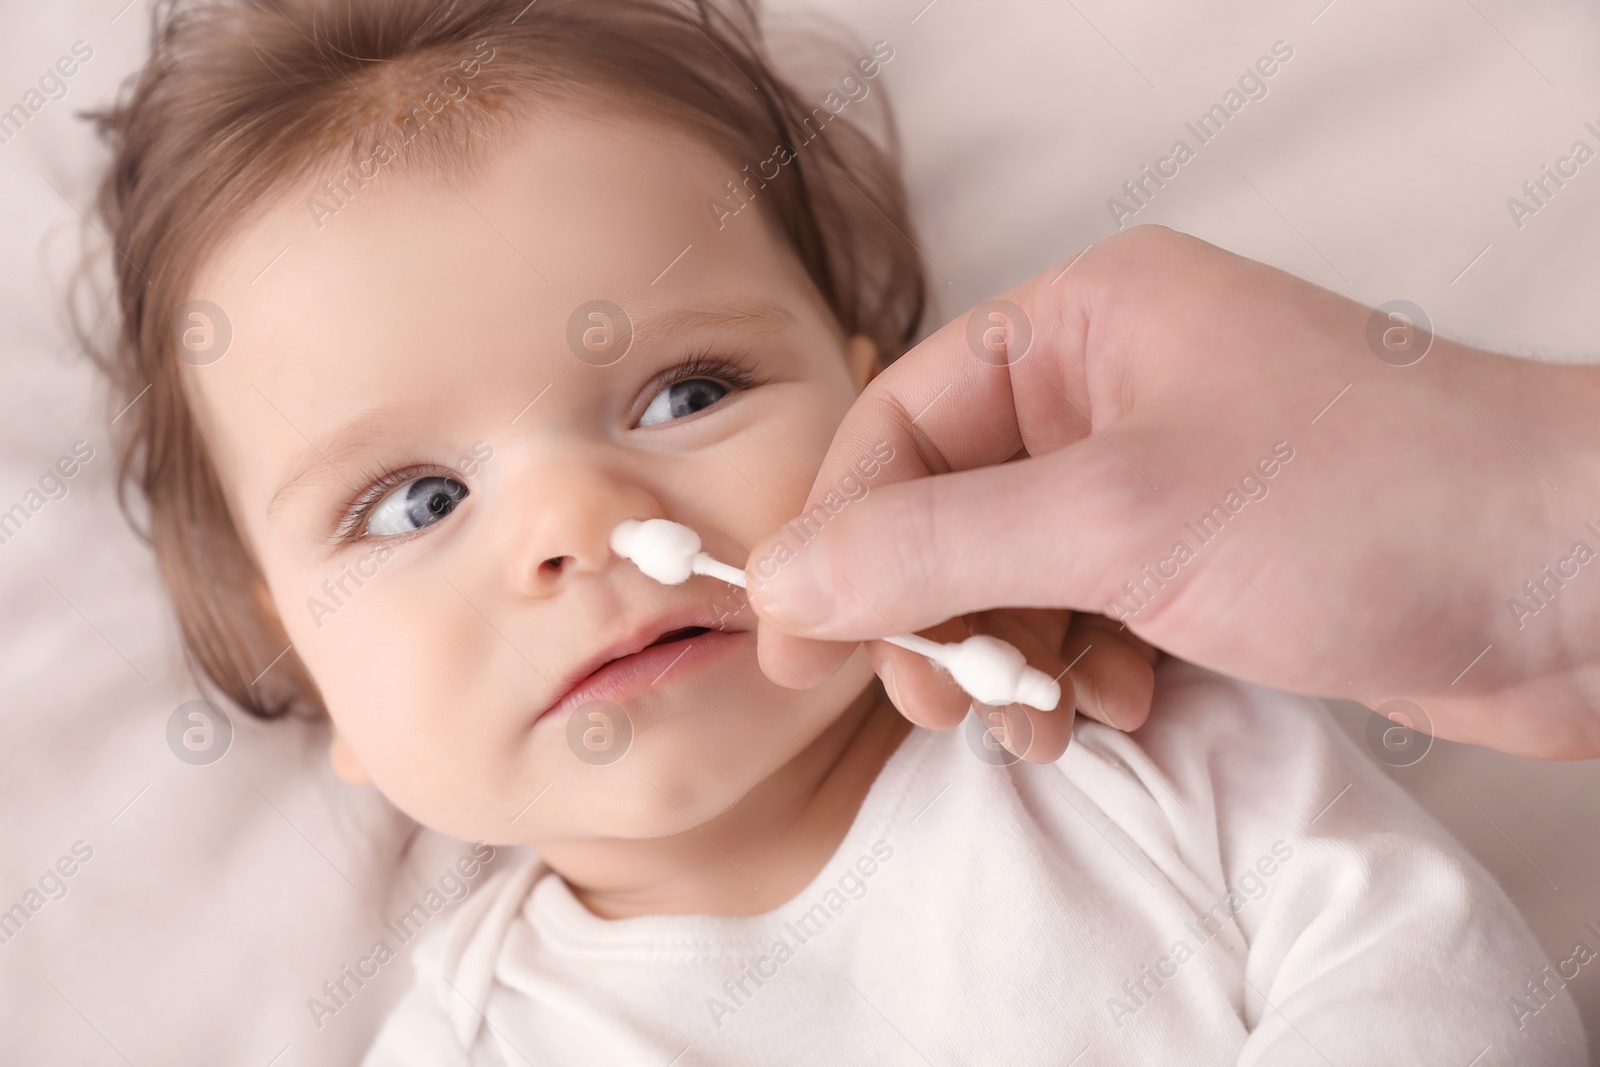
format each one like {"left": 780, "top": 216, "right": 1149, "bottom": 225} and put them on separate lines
{"left": 267, "top": 408, "right": 397, "bottom": 520}
{"left": 264, "top": 301, "right": 798, "bottom": 520}
{"left": 628, "top": 301, "right": 796, "bottom": 348}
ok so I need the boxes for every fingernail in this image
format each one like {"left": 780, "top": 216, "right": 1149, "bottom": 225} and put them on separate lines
{"left": 756, "top": 541, "right": 834, "bottom": 627}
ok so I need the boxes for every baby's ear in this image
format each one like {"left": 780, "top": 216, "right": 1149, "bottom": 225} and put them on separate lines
{"left": 845, "top": 335, "right": 880, "bottom": 392}
{"left": 329, "top": 730, "right": 371, "bottom": 785}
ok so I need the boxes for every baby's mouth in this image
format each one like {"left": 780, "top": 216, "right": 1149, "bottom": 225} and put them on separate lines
{"left": 644, "top": 626, "right": 711, "bottom": 648}
{"left": 536, "top": 616, "right": 748, "bottom": 726}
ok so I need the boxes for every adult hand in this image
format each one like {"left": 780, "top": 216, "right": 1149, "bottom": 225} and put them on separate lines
{"left": 745, "top": 226, "right": 1600, "bottom": 759}
{"left": 858, "top": 604, "right": 1156, "bottom": 764}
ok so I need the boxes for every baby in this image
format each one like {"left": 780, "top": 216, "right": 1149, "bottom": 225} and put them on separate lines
{"left": 86, "top": 0, "right": 1583, "bottom": 1063}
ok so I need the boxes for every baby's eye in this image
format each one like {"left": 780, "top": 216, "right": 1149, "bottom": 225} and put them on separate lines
{"left": 365, "top": 475, "right": 469, "bottom": 537}
{"left": 638, "top": 377, "right": 731, "bottom": 427}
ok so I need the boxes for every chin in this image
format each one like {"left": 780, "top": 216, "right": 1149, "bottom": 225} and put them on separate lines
{"left": 558, "top": 708, "right": 826, "bottom": 838}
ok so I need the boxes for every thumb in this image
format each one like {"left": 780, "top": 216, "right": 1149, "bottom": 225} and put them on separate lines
{"left": 745, "top": 432, "right": 1154, "bottom": 640}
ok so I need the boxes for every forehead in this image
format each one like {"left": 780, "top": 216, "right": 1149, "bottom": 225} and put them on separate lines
{"left": 183, "top": 109, "right": 820, "bottom": 494}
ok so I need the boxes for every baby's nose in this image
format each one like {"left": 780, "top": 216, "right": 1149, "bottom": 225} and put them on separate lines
{"left": 500, "top": 448, "right": 658, "bottom": 595}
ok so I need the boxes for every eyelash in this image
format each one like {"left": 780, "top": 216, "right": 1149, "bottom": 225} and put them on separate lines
{"left": 329, "top": 349, "right": 767, "bottom": 545}
{"left": 332, "top": 460, "right": 455, "bottom": 545}
{"left": 651, "top": 347, "right": 764, "bottom": 398}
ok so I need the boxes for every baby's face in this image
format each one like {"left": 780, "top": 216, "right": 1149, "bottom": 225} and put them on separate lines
{"left": 185, "top": 110, "right": 880, "bottom": 845}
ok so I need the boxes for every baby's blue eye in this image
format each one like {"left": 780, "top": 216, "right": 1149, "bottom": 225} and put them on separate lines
{"left": 366, "top": 475, "right": 468, "bottom": 537}
{"left": 639, "top": 378, "right": 730, "bottom": 427}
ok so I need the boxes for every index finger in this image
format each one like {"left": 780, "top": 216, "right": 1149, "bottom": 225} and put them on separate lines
{"left": 742, "top": 240, "right": 1108, "bottom": 637}
{"left": 811, "top": 262, "right": 1094, "bottom": 494}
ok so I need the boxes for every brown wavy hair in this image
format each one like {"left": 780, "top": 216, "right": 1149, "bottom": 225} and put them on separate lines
{"left": 81, "top": 0, "right": 926, "bottom": 721}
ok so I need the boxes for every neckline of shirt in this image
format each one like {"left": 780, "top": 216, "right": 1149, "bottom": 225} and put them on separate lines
{"left": 519, "top": 722, "right": 940, "bottom": 960}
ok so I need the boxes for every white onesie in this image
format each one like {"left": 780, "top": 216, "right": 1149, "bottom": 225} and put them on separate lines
{"left": 362, "top": 661, "right": 1584, "bottom": 1066}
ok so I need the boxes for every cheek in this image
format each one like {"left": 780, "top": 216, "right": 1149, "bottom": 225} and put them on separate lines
{"left": 280, "top": 567, "right": 520, "bottom": 833}
{"left": 728, "top": 388, "right": 855, "bottom": 527}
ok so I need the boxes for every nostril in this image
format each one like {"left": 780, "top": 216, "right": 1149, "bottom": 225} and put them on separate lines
{"left": 542, "top": 556, "right": 566, "bottom": 573}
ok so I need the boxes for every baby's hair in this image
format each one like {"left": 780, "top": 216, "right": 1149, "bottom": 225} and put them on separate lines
{"left": 82, "top": 0, "right": 926, "bottom": 721}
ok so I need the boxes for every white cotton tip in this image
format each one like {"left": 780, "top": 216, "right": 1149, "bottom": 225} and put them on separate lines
{"left": 940, "top": 634, "right": 1061, "bottom": 711}
{"left": 610, "top": 518, "right": 702, "bottom": 585}
{"left": 1012, "top": 669, "right": 1063, "bottom": 712}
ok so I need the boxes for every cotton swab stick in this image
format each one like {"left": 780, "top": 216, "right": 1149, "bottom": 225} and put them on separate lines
{"left": 609, "top": 519, "right": 1062, "bottom": 712}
